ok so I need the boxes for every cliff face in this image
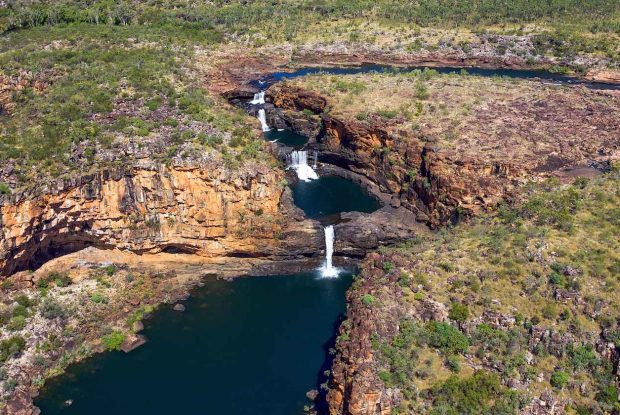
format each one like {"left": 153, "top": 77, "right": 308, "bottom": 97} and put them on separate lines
{"left": 328, "top": 183, "right": 620, "bottom": 415}
{"left": 327, "top": 252, "right": 404, "bottom": 415}
{"left": 268, "top": 85, "right": 513, "bottom": 227}
{"left": 0, "top": 161, "right": 293, "bottom": 277}
{"left": 267, "top": 80, "right": 620, "bottom": 227}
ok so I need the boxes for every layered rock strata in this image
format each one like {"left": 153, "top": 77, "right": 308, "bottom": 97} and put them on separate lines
{"left": 0, "top": 161, "right": 319, "bottom": 277}
{"left": 267, "top": 81, "right": 620, "bottom": 227}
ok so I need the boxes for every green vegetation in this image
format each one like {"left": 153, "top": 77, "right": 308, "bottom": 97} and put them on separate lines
{"left": 1, "top": 1, "right": 618, "bottom": 188}
{"left": 0, "top": 182, "right": 10, "bottom": 195}
{"left": 430, "top": 371, "right": 524, "bottom": 415}
{"left": 40, "top": 297, "right": 67, "bottom": 320}
{"left": 6, "top": 316, "right": 26, "bottom": 331}
{"left": 37, "top": 272, "right": 72, "bottom": 289}
{"left": 448, "top": 303, "right": 469, "bottom": 323}
{"left": 0, "top": 336, "right": 26, "bottom": 362}
{"left": 90, "top": 293, "right": 108, "bottom": 304}
{"left": 0, "top": 18, "right": 267, "bottom": 187}
{"left": 2, "top": 0, "right": 619, "bottom": 37}
{"left": 368, "top": 172, "right": 620, "bottom": 413}
{"left": 425, "top": 322, "right": 469, "bottom": 355}
{"left": 362, "top": 294, "right": 377, "bottom": 306}
{"left": 101, "top": 331, "right": 126, "bottom": 351}
{"left": 550, "top": 370, "right": 570, "bottom": 389}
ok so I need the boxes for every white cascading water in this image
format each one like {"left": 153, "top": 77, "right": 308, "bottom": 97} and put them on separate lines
{"left": 320, "top": 225, "right": 339, "bottom": 278}
{"left": 257, "top": 109, "right": 270, "bottom": 132}
{"left": 313, "top": 151, "right": 318, "bottom": 169}
{"left": 250, "top": 91, "right": 265, "bottom": 105}
{"left": 288, "top": 151, "right": 318, "bottom": 182}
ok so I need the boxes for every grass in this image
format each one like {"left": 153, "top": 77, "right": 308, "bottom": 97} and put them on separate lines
{"left": 368, "top": 171, "right": 620, "bottom": 413}
{"left": 0, "top": 23, "right": 270, "bottom": 189}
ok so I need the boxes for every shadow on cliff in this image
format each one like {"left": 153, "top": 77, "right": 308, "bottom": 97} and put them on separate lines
{"left": 314, "top": 311, "right": 347, "bottom": 415}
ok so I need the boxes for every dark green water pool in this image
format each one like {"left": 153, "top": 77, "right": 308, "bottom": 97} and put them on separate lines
{"left": 35, "top": 272, "right": 352, "bottom": 415}
{"left": 292, "top": 175, "right": 381, "bottom": 222}
{"left": 264, "top": 129, "right": 308, "bottom": 147}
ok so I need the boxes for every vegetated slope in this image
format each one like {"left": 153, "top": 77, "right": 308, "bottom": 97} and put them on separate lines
{"left": 0, "top": 22, "right": 269, "bottom": 193}
{"left": 329, "top": 170, "right": 620, "bottom": 414}
{"left": 1, "top": 1, "right": 619, "bottom": 194}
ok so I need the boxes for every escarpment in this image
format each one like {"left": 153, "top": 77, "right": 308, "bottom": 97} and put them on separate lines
{"left": 0, "top": 160, "right": 323, "bottom": 278}
{"left": 267, "top": 79, "right": 620, "bottom": 227}
{"left": 327, "top": 177, "right": 620, "bottom": 415}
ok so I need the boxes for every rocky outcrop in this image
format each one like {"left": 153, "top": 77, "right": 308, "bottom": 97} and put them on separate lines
{"left": 328, "top": 252, "right": 404, "bottom": 415}
{"left": 268, "top": 84, "right": 328, "bottom": 113}
{"left": 268, "top": 82, "right": 620, "bottom": 227}
{"left": 0, "top": 160, "right": 323, "bottom": 277}
{"left": 585, "top": 68, "right": 620, "bottom": 84}
{"left": 265, "top": 105, "right": 324, "bottom": 141}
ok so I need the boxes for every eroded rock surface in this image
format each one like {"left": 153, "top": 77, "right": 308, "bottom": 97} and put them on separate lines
{"left": 269, "top": 76, "right": 620, "bottom": 227}
{"left": 0, "top": 161, "right": 320, "bottom": 277}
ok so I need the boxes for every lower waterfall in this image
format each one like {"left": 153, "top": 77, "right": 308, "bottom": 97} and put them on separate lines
{"left": 320, "top": 225, "right": 339, "bottom": 278}
{"left": 257, "top": 109, "right": 270, "bottom": 132}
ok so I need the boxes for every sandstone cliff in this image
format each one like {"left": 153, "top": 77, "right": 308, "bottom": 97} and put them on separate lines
{"left": 267, "top": 76, "right": 620, "bottom": 227}
{"left": 0, "top": 160, "right": 318, "bottom": 278}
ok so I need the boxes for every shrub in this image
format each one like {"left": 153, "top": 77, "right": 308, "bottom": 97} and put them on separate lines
{"left": 7, "top": 316, "right": 26, "bottom": 331}
{"left": 101, "top": 331, "right": 126, "bottom": 351}
{"left": 362, "top": 294, "right": 377, "bottom": 306}
{"left": 448, "top": 303, "right": 469, "bottom": 323}
{"left": 105, "top": 265, "right": 117, "bottom": 276}
{"left": 51, "top": 272, "right": 72, "bottom": 287}
{"left": 91, "top": 293, "right": 108, "bottom": 304}
{"left": 11, "top": 304, "right": 28, "bottom": 318}
{"left": 430, "top": 371, "right": 522, "bottom": 414}
{"left": 398, "top": 272, "right": 410, "bottom": 287}
{"left": 382, "top": 261, "right": 394, "bottom": 272}
{"left": 0, "top": 182, "right": 10, "bottom": 195}
{"left": 415, "top": 81, "right": 429, "bottom": 100}
{"left": 3, "top": 378, "right": 17, "bottom": 392}
{"left": 14, "top": 294, "right": 33, "bottom": 308}
{"left": 446, "top": 355, "right": 461, "bottom": 373}
{"left": 548, "top": 271, "right": 565, "bottom": 286}
{"left": 550, "top": 370, "right": 569, "bottom": 389}
{"left": 425, "top": 321, "right": 469, "bottom": 354}
{"left": 569, "top": 345, "right": 598, "bottom": 372}
{"left": 0, "top": 336, "right": 26, "bottom": 362}
{"left": 40, "top": 298, "right": 67, "bottom": 319}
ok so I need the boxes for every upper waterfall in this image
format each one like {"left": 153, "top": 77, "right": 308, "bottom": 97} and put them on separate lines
{"left": 250, "top": 91, "right": 266, "bottom": 105}
{"left": 288, "top": 151, "right": 318, "bottom": 182}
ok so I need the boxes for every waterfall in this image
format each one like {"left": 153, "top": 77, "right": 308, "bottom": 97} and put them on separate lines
{"left": 257, "top": 109, "right": 270, "bottom": 132}
{"left": 250, "top": 91, "right": 265, "bottom": 105}
{"left": 320, "top": 225, "right": 339, "bottom": 278}
{"left": 288, "top": 151, "right": 318, "bottom": 182}
{"left": 313, "top": 151, "right": 318, "bottom": 169}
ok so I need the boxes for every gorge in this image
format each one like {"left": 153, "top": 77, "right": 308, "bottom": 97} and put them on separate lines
{"left": 1, "top": 9, "right": 620, "bottom": 413}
